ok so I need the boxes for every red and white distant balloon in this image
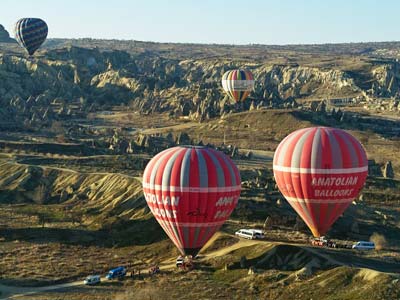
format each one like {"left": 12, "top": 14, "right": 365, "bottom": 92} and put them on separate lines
{"left": 273, "top": 127, "right": 368, "bottom": 237}
{"left": 143, "top": 146, "right": 241, "bottom": 256}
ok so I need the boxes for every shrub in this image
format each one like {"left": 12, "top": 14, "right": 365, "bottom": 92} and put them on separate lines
{"left": 369, "top": 232, "right": 387, "bottom": 251}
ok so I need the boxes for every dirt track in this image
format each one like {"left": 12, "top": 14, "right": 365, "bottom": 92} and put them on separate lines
{"left": 1, "top": 236, "right": 399, "bottom": 299}
{"left": 0, "top": 280, "right": 84, "bottom": 300}
{"left": 0, "top": 239, "right": 263, "bottom": 299}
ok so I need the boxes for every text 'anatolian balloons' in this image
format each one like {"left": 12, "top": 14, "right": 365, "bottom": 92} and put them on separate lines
{"left": 273, "top": 127, "right": 368, "bottom": 237}
{"left": 143, "top": 146, "right": 241, "bottom": 257}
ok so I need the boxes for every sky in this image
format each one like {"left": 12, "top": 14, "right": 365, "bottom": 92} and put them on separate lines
{"left": 1, "top": 0, "right": 400, "bottom": 45}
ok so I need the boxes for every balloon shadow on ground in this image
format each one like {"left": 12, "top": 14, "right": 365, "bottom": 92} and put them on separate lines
{"left": 0, "top": 218, "right": 166, "bottom": 248}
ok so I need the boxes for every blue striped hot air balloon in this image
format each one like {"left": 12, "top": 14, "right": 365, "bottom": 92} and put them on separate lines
{"left": 14, "top": 18, "right": 48, "bottom": 56}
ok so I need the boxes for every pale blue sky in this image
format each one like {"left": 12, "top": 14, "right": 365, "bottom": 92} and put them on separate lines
{"left": 1, "top": 0, "right": 399, "bottom": 44}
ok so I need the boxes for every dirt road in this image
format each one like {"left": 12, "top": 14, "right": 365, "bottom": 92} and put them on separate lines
{"left": 0, "top": 280, "right": 85, "bottom": 300}
{"left": 1, "top": 235, "right": 399, "bottom": 298}
{"left": 0, "top": 237, "right": 262, "bottom": 299}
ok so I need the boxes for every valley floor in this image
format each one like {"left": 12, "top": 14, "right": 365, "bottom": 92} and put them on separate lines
{"left": 0, "top": 109, "right": 399, "bottom": 299}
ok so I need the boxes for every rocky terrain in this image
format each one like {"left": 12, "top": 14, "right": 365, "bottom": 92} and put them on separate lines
{"left": 0, "top": 30, "right": 400, "bottom": 299}
{"left": 1, "top": 37, "right": 400, "bottom": 130}
{"left": 0, "top": 25, "right": 14, "bottom": 43}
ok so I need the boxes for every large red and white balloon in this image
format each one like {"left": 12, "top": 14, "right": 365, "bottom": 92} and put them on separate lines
{"left": 273, "top": 127, "right": 368, "bottom": 237}
{"left": 143, "top": 146, "right": 241, "bottom": 256}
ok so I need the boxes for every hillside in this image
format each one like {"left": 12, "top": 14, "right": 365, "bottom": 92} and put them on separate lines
{"left": 0, "top": 37, "right": 400, "bottom": 131}
{"left": 0, "top": 35, "right": 399, "bottom": 299}
{"left": 0, "top": 25, "right": 15, "bottom": 43}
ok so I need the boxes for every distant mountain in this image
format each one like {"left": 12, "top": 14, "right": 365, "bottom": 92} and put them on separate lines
{"left": 0, "top": 24, "right": 16, "bottom": 43}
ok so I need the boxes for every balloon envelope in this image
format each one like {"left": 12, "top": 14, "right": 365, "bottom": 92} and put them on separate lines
{"left": 14, "top": 18, "right": 48, "bottom": 56}
{"left": 143, "top": 146, "right": 241, "bottom": 256}
{"left": 273, "top": 127, "right": 368, "bottom": 237}
{"left": 222, "top": 69, "right": 254, "bottom": 103}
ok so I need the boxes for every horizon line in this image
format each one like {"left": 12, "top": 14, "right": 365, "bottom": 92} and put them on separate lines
{"left": 45, "top": 37, "right": 400, "bottom": 47}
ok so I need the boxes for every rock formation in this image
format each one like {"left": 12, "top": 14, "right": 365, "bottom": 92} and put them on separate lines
{"left": 1, "top": 44, "right": 400, "bottom": 126}
{"left": 368, "top": 160, "right": 383, "bottom": 177}
{"left": 383, "top": 161, "right": 394, "bottom": 179}
{"left": 0, "top": 25, "right": 15, "bottom": 43}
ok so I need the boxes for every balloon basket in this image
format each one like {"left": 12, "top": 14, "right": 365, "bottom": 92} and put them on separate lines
{"left": 178, "top": 256, "right": 195, "bottom": 272}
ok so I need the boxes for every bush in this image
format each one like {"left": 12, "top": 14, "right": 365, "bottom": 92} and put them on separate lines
{"left": 369, "top": 232, "right": 387, "bottom": 251}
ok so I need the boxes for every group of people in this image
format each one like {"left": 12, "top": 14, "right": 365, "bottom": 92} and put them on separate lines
{"left": 129, "top": 268, "right": 142, "bottom": 279}
{"left": 129, "top": 264, "right": 160, "bottom": 279}
{"left": 148, "top": 265, "right": 160, "bottom": 275}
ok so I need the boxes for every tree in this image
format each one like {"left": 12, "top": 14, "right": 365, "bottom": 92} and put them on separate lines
{"left": 37, "top": 213, "right": 49, "bottom": 228}
{"left": 235, "top": 204, "right": 251, "bottom": 224}
{"left": 69, "top": 210, "right": 84, "bottom": 226}
{"left": 263, "top": 216, "right": 273, "bottom": 230}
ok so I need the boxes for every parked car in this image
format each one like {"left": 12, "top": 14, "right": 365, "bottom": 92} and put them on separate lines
{"left": 176, "top": 256, "right": 184, "bottom": 268}
{"left": 310, "top": 237, "right": 336, "bottom": 248}
{"left": 84, "top": 275, "right": 101, "bottom": 285}
{"left": 106, "top": 266, "right": 126, "bottom": 280}
{"left": 352, "top": 241, "right": 375, "bottom": 250}
{"left": 176, "top": 256, "right": 194, "bottom": 270}
{"left": 311, "top": 237, "right": 328, "bottom": 246}
{"left": 235, "top": 229, "right": 265, "bottom": 240}
{"left": 250, "top": 229, "right": 265, "bottom": 239}
{"left": 326, "top": 240, "right": 337, "bottom": 248}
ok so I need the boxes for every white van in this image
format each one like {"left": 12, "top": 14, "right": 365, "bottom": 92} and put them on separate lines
{"left": 235, "top": 229, "right": 264, "bottom": 240}
{"left": 352, "top": 241, "right": 375, "bottom": 250}
{"left": 84, "top": 275, "right": 101, "bottom": 285}
{"left": 250, "top": 229, "right": 265, "bottom": 239}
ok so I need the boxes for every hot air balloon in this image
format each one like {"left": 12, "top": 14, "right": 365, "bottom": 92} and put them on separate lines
{"left": 14, "top": 18, "right": 48, "bottom": 56}
{"left": 273, "top": 127, "right": 368, "bottom": 237}
{"left": 143, "top": 146, "right": 241, "bottom": 256}
{"left": 221, "top": 69, "right": 254, "bottom": 103}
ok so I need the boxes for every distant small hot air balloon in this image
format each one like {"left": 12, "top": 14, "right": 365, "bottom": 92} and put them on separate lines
{"left": 14, "top": 18, "right": 48, "bottom": 56}
{"left": 273, "top": 127, "right": 368, "bottom": 237}
{"left": 143, "top": 146, "right": 241, "bottom": 257}
{"left": 221, "top": 69, "right": 254, "bottom": 103}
